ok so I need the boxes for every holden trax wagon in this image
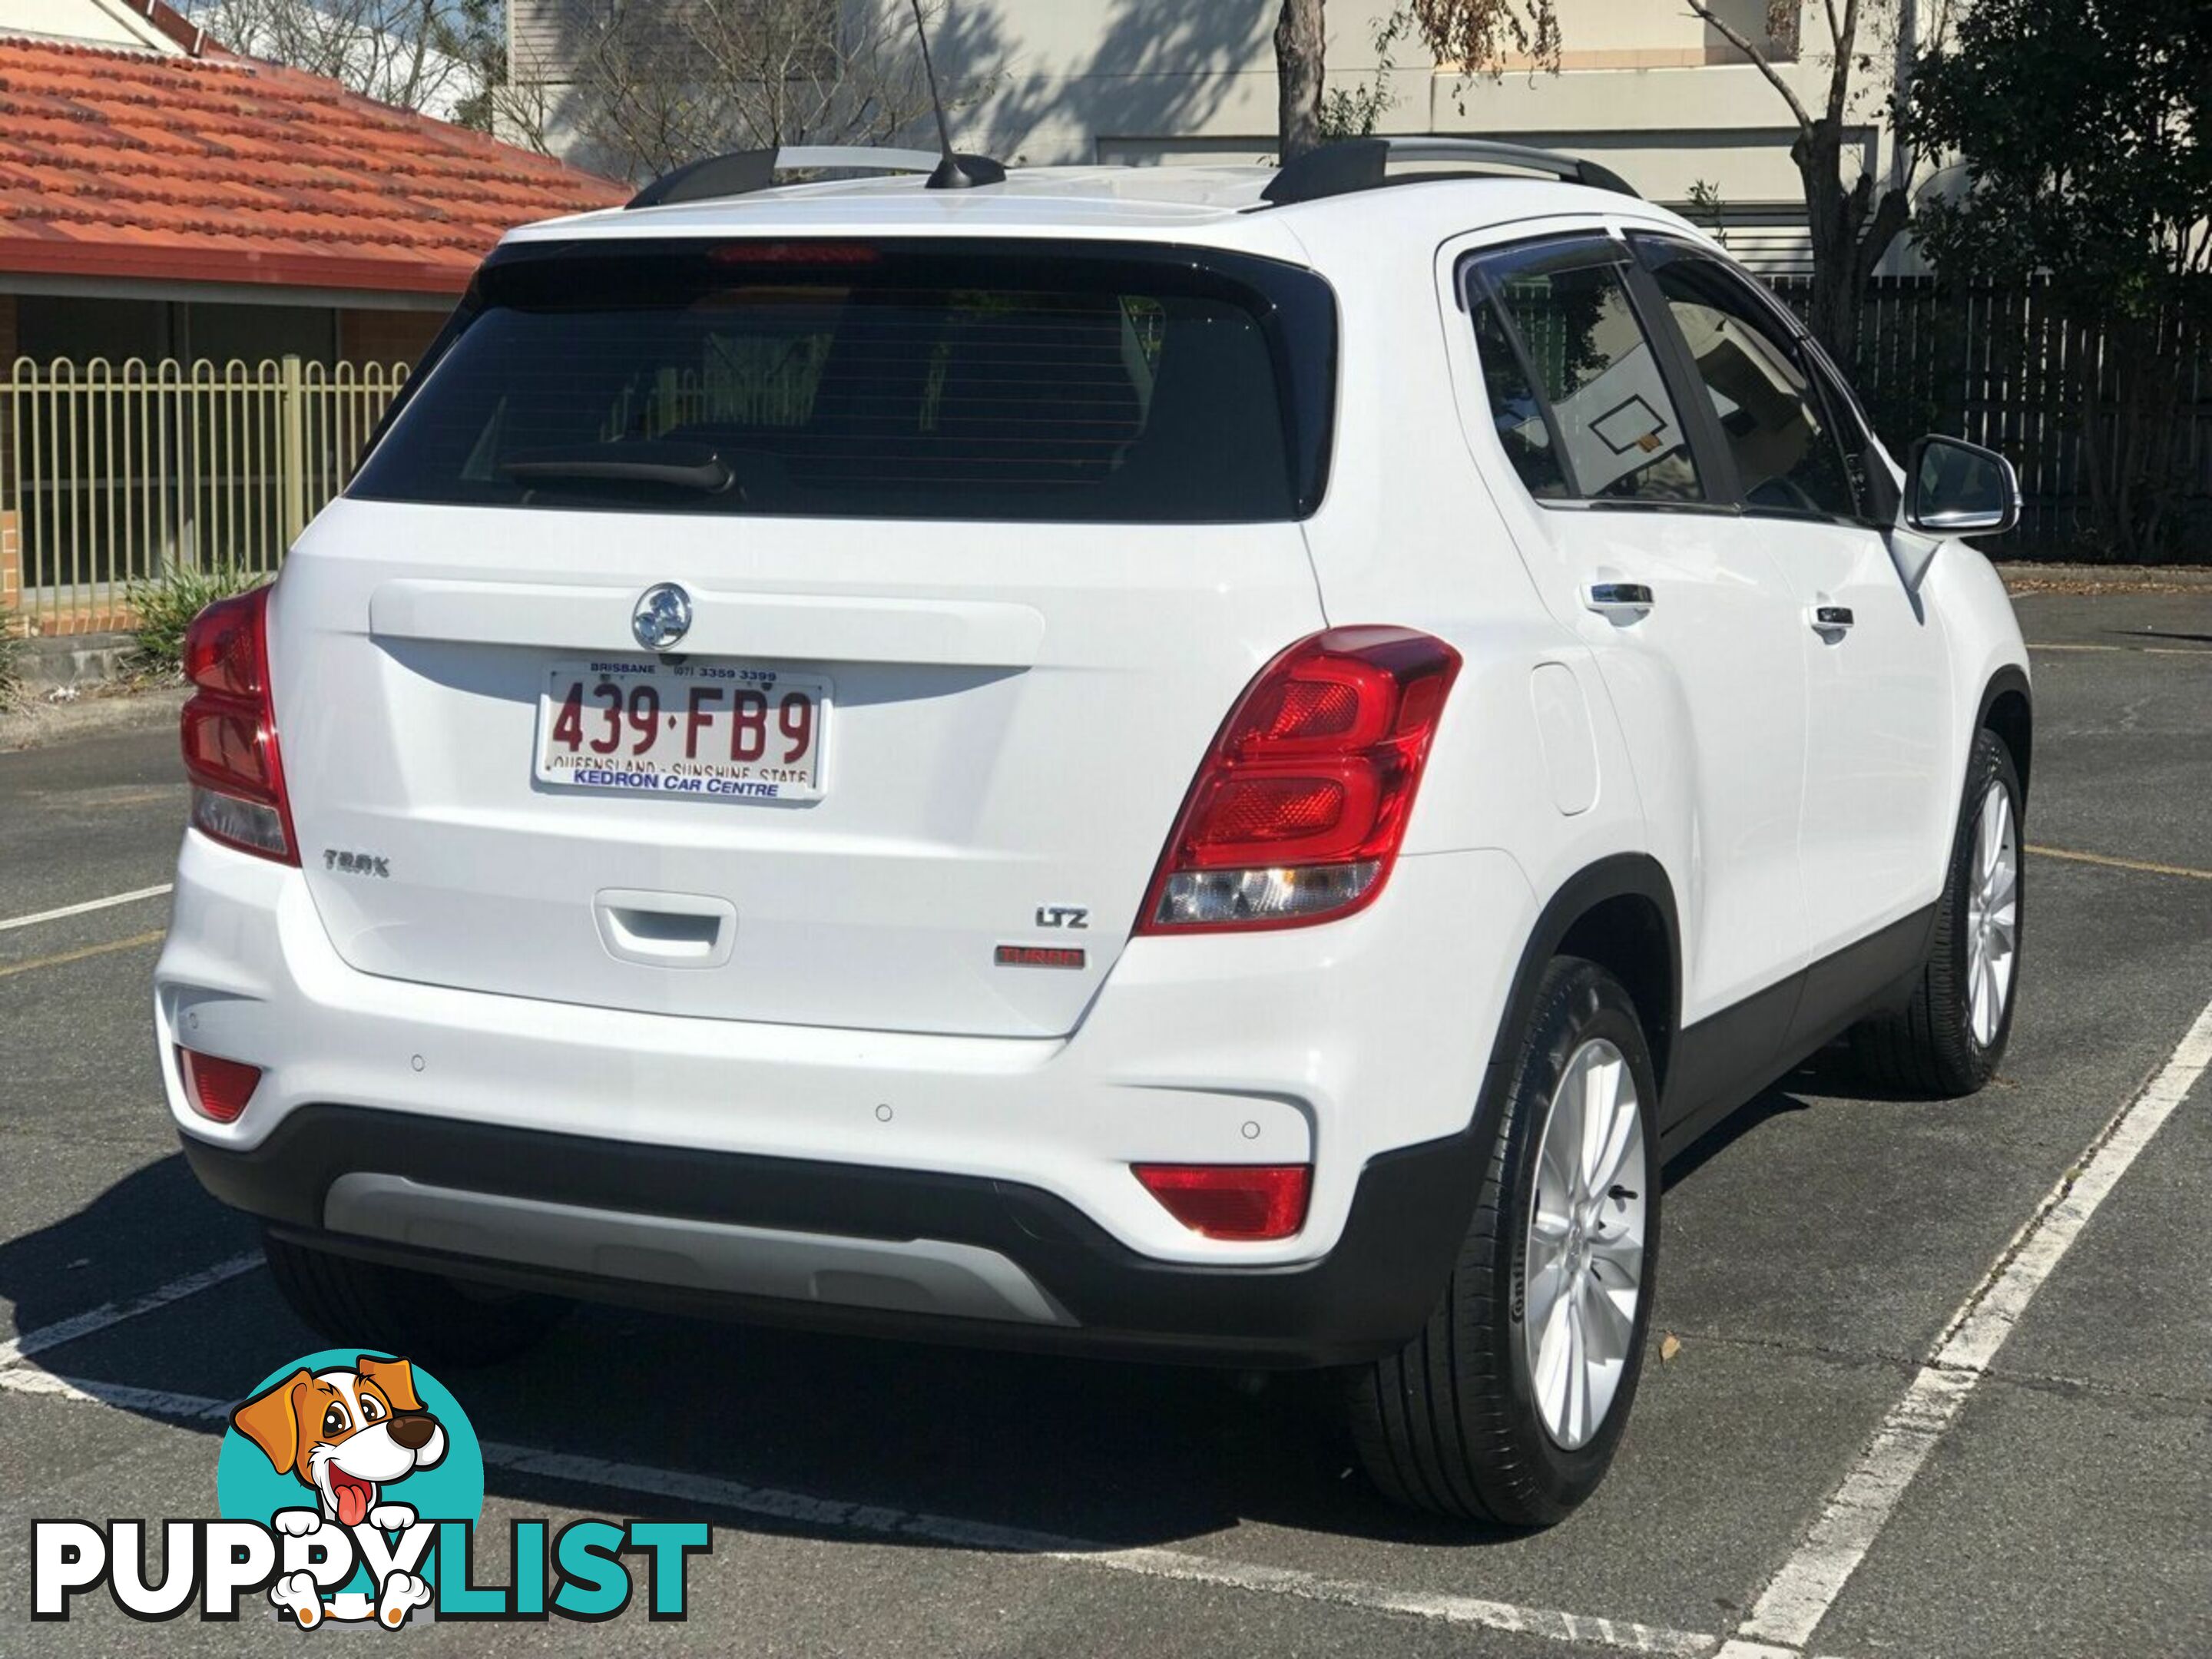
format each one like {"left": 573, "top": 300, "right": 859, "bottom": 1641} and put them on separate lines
{"left": 158, "top": 137, "right": 2031, "bottom": 1525}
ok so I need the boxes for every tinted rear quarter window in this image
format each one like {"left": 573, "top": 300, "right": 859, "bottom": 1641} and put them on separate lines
{"left": 1470, "top": 297, "right": 1571, "bottom": 498}
{"left": 352, "top": 240, "right": 1336, "bottom": 524}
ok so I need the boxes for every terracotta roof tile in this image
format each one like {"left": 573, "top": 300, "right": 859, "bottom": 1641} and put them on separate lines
{"left": 0, "top": 36, "right": 626, "bottom": 293}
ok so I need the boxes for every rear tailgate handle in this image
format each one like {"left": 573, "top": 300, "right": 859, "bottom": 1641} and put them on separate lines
{"left": 594, "top": 889, "right": 736, "bottom": 969}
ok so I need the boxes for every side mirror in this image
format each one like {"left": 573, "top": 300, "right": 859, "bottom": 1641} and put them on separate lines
{"left": 1905, "top": 435, "right": 2020, "bottom": 538}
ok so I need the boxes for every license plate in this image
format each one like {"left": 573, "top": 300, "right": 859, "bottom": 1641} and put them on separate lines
{"left": 535, "top": 659, "right": 830, "bottom": 802}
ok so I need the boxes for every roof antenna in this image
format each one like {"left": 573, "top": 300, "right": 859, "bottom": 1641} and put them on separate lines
{"left": 906, "top": 0, "right": 1003, "bottom": 189}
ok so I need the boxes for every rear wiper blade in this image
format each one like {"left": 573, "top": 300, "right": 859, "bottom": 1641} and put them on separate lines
{"left": 497, "top": 442, "right": 737, "bottom": 495}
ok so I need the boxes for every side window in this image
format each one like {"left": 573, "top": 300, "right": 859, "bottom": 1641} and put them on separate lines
{"left": 1466, "top": 240, "right": 1704, "bottom": 505}
{"left": 1470, "top": 296, "right": 1571, "bottom": 498}
{"left": 1636, "top": 243, "right": 1859, "bottom": 520}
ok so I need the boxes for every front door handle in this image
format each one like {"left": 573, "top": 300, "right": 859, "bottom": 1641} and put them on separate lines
{"left": 1811, "top": 604, "right": 1855, "bottom": 633}
{"left": 1585, "top": 582, "right": 1655, "bottom": 617}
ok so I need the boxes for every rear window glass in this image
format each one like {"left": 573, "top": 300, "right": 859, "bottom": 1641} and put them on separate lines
{"left": 351, "top": 240, "right": 1336, "bottom": 523}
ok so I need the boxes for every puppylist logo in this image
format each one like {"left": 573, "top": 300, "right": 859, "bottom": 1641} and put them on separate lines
{"left": 32, "top": 1349, "right": 709, "bottom": 1627}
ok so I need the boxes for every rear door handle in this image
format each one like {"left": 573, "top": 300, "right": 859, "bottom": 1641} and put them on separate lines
{"left": 1811, "top": 604, "right": 1855, "bottom": 632}
{"left": 1585, "top": 582, "right": 1655, "bottom": 616}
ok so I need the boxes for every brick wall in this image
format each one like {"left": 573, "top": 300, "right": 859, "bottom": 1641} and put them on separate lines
{"left": 2, "top": 508, "right": 20, "bottom": 632}
{"left": 338, "top": 306, "right": 446, "bottom": 368}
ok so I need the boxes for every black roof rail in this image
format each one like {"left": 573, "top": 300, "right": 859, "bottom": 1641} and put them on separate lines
{"left": 626, "top": 144, "right": 1006, "bottom": 210}
{"left": 1260, "top": 137, "right": 1639, "bottom": 207}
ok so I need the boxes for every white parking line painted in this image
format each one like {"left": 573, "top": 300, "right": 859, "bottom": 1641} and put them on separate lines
{"left": 0, "top": 1252, "right": 261, "bottom": 1370}
{"left": 1723, "top": 994, "right": 2212, "bottom": 1656}
{"left": 0, "top": 882, "right": 173, "bottom": 933}
{"left": 0, "top": 1362, "right": 1719, "bottom": 1657}
{"left": 0, "top": 1363, "right": 238, "bottom": 1420}
{"left": 1068, "top": 1548, "right": 1713, "bottom": 1655}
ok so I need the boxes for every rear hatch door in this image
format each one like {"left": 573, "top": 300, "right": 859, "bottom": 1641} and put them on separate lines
{"left": 276, "top": 234, "right": 1336, "bottom": 1038}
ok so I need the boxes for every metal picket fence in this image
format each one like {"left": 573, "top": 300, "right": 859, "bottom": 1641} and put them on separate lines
{"left": 2, "top": 356, "right": 409, "bottom": 635}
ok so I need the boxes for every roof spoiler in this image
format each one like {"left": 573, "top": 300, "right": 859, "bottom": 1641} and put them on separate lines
{"left": 627, "top": 146, "right": 1007, "bottom": 210}
{"left": 1260, "top": 137, "right": 1639, "bottom": 207}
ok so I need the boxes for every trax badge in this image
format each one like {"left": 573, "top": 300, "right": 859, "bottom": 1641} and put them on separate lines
{"left": 632, "top": 583, "right": 693, "bottom": 651}
{"left": 323, "top": 849, "right": 389, "bottom": 878}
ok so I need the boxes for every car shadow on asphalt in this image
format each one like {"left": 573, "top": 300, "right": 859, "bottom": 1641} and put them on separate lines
{"left": 1661, "top": 1083, "right": 1813, "bottom": 1190}
{"left": 2, "top": 1071, "right": 1848, "bottom": 1555}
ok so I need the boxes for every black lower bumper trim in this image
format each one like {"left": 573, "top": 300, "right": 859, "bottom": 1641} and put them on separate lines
{"left": 181, "top": 1104, "right": 1486, "bottom": 1368}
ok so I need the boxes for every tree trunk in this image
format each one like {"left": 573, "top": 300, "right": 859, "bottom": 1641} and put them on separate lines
{"left": 1792, "top": 121, "right": 1912, "bottom": 376}
{"left": 1276, "top": 0, "right": 1325, "bottom": 162}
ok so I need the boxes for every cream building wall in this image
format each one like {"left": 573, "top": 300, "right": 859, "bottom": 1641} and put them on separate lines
{"left": 510, "top": 0, "right": 1929, "bottom": 273}
{"left": 0, "top": 0, "right": 187, "bottom": 51}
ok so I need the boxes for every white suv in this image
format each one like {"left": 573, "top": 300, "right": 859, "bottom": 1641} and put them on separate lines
{"left": 157, "top": 137, "right": 2031, "bottom": 1525}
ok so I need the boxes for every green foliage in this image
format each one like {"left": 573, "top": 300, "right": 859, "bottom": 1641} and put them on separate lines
{"left": 128, "top": 562, "right": 265, "bottom": 678}
{"left": 1901, "top": 0, "right": 2212, "bottom": 558}
{"left": 1903, "top": 0, "right": 2210, "bottom": 310}
{"left": 1684, "top": 179, "right": 1728, "bottom": 249}
{"left": 1414, "top": 0, "right": 1561, "bottom": 113}
{"left": 0, "top": 608, "right": 25, "bottom": 712}
{"left": 1319, "top": 9, "right": 1413, "bottom": 141}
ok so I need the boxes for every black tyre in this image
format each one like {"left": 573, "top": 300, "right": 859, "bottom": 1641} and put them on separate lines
{"left": 1346, "top": 958, "right": 1661, "bottom": 1525}
{"left": 263, "top": 1230, "right": 568, "bottom": 1368}
{"left": 1851, "top": 730, "right": 2024, "bottom": 1098}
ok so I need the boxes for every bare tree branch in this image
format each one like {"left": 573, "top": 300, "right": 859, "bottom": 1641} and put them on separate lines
{"left": 1682, "top": 0, "right": 1814, "bottom": 134}
{"left": 561, "top": 0, "right": 977, "bottom": 186}
{"left": 1827, "top": 0, "right": 1862, "bottom": 124}
{"left": 182, "top": 0, "right": 486, "bottom": 121}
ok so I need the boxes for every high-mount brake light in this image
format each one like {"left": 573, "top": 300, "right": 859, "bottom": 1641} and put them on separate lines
{"left": 708, "top": 240, "right": 882, "bottom": 266}
{"left": 1137, "top": 627, "right": 1460, "bottom": 933}
{"left": 179, "top": 585, "right": 297, "bottom": 865}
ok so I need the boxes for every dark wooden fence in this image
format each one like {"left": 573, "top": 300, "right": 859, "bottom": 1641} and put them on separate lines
{"left": 1767, "top": 276, "right": 2212, "bottom": 558}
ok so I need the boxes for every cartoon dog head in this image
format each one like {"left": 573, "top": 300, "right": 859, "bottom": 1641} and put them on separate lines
{"left": 231, "top": 1356, "right": 448, "bottom": 1528}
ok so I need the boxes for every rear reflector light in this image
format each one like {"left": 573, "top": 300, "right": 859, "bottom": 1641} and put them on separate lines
{"left": 995, "top": 944, "right": 1087, "bottom": 969}
{"left": 1133, "top": 1164, "right": 1313, "bottom": 1241}
{"left": 179, "top": 586, "right": 297, "bottom": 865}
{"left": 1138, "top": 628, "right": 1460, "bottom": 932}
{"left": 177, "top": 1047, "right": 261, "bottom": 1123}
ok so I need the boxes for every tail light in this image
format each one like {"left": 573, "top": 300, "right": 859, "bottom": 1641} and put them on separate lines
{"left": 1137, "top": 628, "right": 1460, "bottom": 932}
{"left": 180, "top": 585, "right": 297, "bottom": 864}
{"left": 177, "top": 1047, "right": 261, "bottom": 1123}
{"left": 1133, "top": 1164, "right": 1312, "bottom": 1240}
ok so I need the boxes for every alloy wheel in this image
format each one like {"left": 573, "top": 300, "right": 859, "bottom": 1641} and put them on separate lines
{"left": 1522, "top": 1038, "right": 1648, "bottom": 1451}
{"left": 1965, "top": 780, "right": 2020, "bottom": 1048}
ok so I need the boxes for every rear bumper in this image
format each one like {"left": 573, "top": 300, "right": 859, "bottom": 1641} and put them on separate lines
{"left": 156, "top": 830, "right": 1537, "bottom": 1360}
{"left": 183, "top": 1104, "right": 1485, "bottom": 1366}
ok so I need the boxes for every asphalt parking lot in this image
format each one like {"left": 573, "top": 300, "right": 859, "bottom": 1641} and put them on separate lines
{"left": 1, "top": 584, "right": 2207, "bottom": 1657}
